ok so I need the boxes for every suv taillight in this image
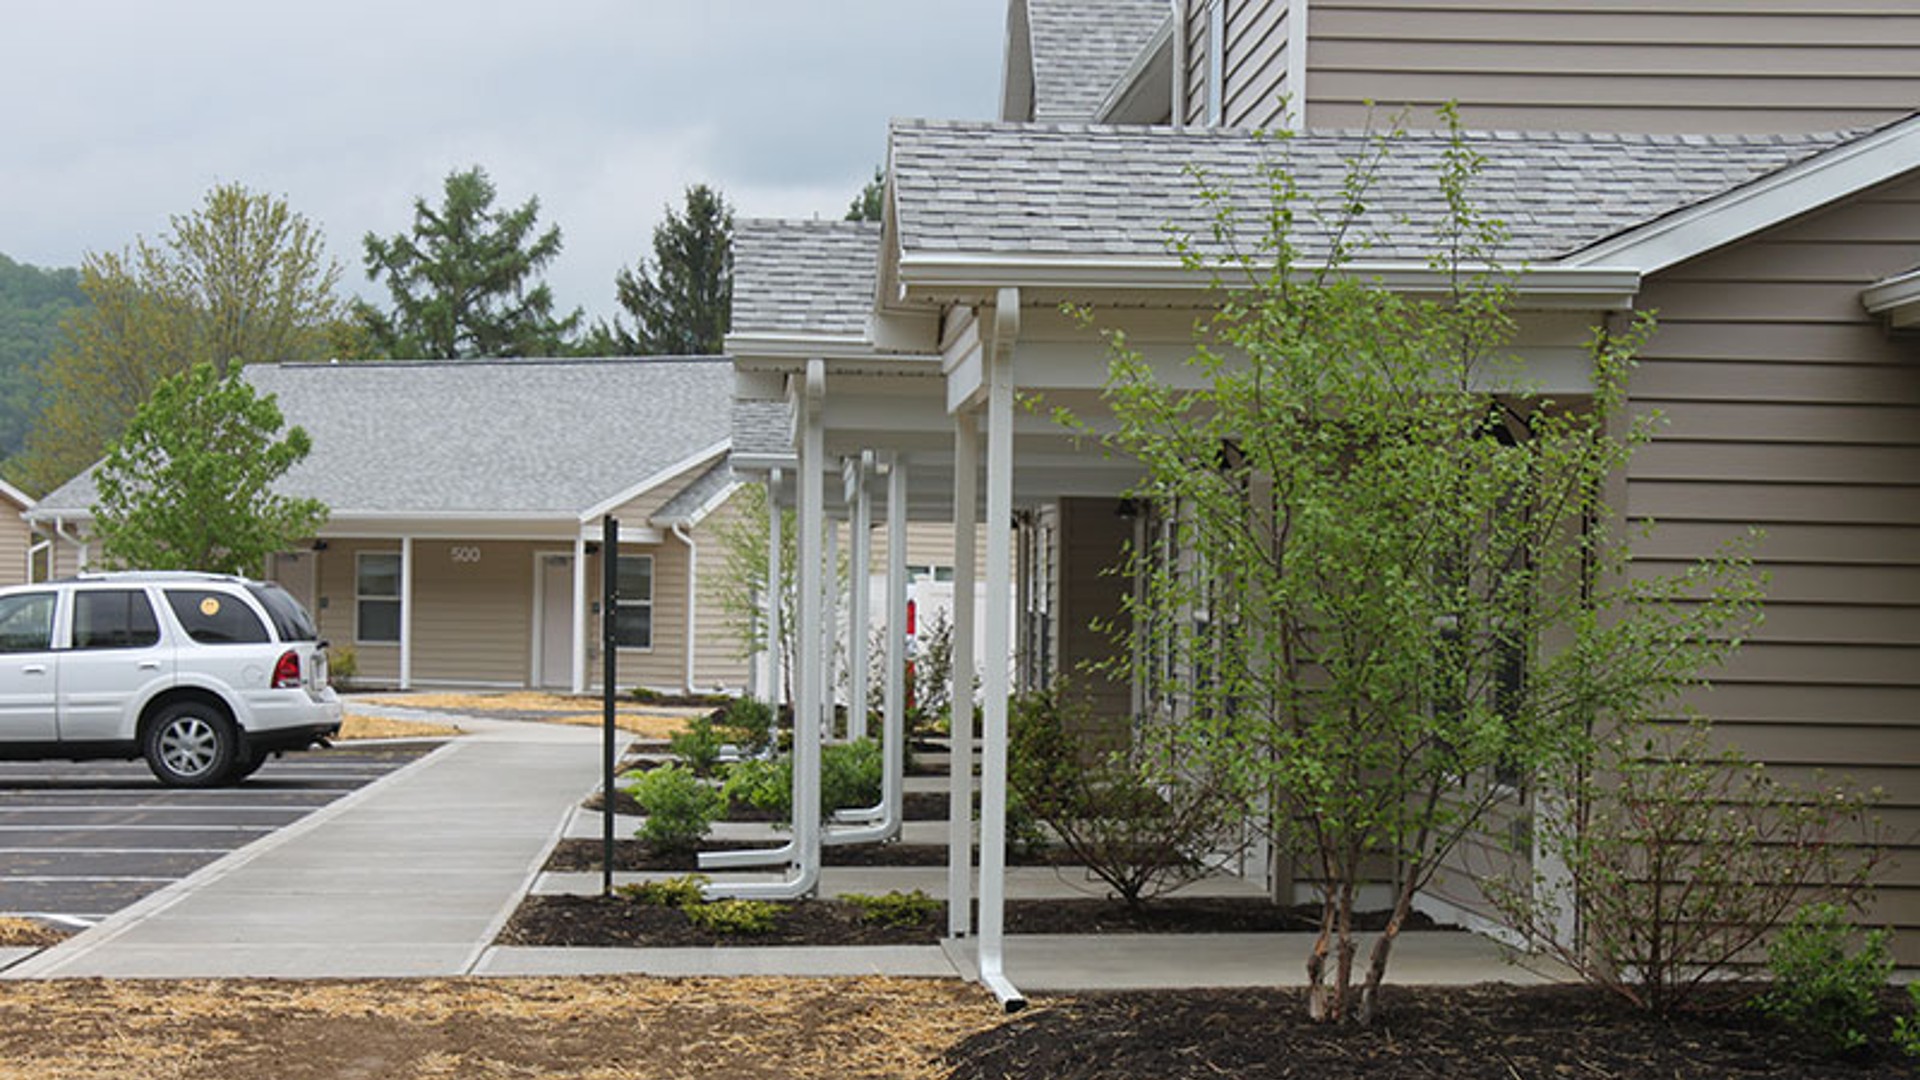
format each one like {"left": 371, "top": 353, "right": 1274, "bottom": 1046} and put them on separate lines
{"left": 272, "top": 650, "right": 302, "bottom": 689}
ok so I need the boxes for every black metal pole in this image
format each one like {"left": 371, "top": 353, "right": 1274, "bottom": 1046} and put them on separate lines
{"left": 602, "top": 514, "right": 619, "bottom": 897}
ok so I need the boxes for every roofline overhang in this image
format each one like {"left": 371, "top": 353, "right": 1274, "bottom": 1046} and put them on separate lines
{"left": 725, "top": 332, "right": 944, "bottom": 369}
{"left": 1094, "top": 13, "right": 1176, "bottom": 124}
{"left": 728, "top": 452, "right": 799, "bottom": 472}
{"left": 652, "top": 476, "right": 746, "bottom": 530}
{"left": 894, "top": 252, "right": 1642, "bottom": 310}
{"left": 1863, "top": 267, "right": 1920, "bottom": 329}
{"left": 1565, "top": 112, "right": 1920, "bottom": 274}
{"left": 578, "top": 440, "right": 730, "bottom": 524}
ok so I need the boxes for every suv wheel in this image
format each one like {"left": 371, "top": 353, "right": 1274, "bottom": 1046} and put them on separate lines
{"left": 144, "top": 702, "right": 238, "bottom": 787}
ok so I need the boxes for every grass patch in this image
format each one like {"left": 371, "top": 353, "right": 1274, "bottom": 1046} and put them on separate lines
{"left": 0, "top": 918, "right": 69, "bottom": 948}
{"left": 336, "top": 713, "right": 463, "bottom": 740}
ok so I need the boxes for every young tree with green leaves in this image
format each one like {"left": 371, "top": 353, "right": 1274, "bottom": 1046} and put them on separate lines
{"left": 9, "top": 185, "right": 345, "bottom": 495}
{"left": 599, "top": 184, "right": 732, "bottom": 356}
{"left": 358, "top": 166, "right": 582, "bottom": 359}
{"left": 91, "top": 361, "right": 327, "bottom": 575}
{"left": 846, "top": 167, "right": 885, "bottom": 223}
{"left": 1086, "top": 114, "right": 1762, "bottom": 1024}
{"left": 713, "top": 480, "right": 797, "bottom": 708}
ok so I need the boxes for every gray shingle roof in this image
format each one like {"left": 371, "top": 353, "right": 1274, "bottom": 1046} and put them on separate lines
{"left": 889, "top": 120, "right": 1859, "bottom": 263}
{"left": 730, "top": 398, "right": 794, "bottom": 463}
{"left": 731, "top": 220, "right": 879, "bottom": 337}
{"left": 652, "top": 459, "right": 739, "bottom": 526}
{"left": 1028, "top": 0, "right": 1169, "bottom": 122}
{"left": 33, "top": 357, "right": 733, "bottom": 520}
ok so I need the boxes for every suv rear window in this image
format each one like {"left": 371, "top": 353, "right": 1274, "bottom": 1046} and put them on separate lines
{"left": 164, "top": 589, "right": 269, "bottom": 644}
{"left": 246, "top": 583, "right": 318, "bottom": 642}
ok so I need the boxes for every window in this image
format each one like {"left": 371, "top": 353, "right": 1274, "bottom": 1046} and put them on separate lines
{"left": 247, "top": 583, "right": 317, "bottom": 642}
{"left": 164, "top": 589, "right": 269, "bottom": 644}
{"left": 73, "top": 589, "right": 161, "bottom": 650}
{"left": 0, "top": 592, "right": 55, "bottom": 653}
{"left": 356, "top": 553, "right": 402, "bottom": 644}
{"left": 613, "top": 554, "right": 653, "bottom": 649}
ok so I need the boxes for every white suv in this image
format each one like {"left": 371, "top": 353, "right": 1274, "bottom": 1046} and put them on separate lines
{"left": 0, "top": 572, "right": 342, "bottom": 786}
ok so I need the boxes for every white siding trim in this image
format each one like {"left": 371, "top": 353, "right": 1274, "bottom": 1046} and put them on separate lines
{"left": 1285, "top": 0, "right": 1307, "bottom": 129}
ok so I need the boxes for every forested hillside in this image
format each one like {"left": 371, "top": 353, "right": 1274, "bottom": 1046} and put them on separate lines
{"left": 0, "top": 254, "right": 84, "bottom": 463}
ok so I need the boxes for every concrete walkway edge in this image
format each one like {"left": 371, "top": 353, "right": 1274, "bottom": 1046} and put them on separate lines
{"left": 3, "top": 742, "right": 457, "bottom": 980}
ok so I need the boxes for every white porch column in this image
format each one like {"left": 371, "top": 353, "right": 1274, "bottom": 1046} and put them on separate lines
{"left": 792, "top": 360, "right": 827, "bottom": 881}
{"left": 571, "top": 534, "right": 588, "bottom": 695}
{"left": 398, "top": 536, "right": 415, "bottom": 690}
{"left": 847, "top": 453, "right": 874, "bottom": 740}
{"left": 977, "top": 289, "right": 1024, "bottom": 1009}
{"left": 764, "top": 468, "right": 784, "bottom": 707}
{"left": 880, "top": 455, "right": 908, "bottom": 827}
{"left": 948, "top": 414, "right": 980, "bottom": 938}
{"left": 822, "top": 510, "right": 840, "bottom": 739}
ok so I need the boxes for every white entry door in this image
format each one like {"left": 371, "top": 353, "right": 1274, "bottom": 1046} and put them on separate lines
{"left": 537, "top": 554, "right": 574, "bottom": 688}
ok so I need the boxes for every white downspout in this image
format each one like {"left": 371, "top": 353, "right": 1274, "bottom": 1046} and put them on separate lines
{"left": 978, "top": 289, "right": 1026, "bottom": 1012}
{"left": 52, "top": 515, "right": 88, "bottom": 572}
{"left": 948, "top": 417, "right": 980, "bottom": 939}
{"left": 672, "top": 522, "right": 698, "bottom": 696}
{"left": 26, "top": 538, "right": 49, "bottom": 582}
{"left": 766, "top": 468, "right": 785, "bottom": 710}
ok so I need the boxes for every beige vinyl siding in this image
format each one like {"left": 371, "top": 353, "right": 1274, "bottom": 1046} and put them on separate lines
{"left": 603, "top": 455, "right": 725, "bottom": 524}
{"left": 686, "top": 492, "right": 752, "bottom": 692}
{"left": 1186, "top": 0, "right": 1297, "bottom": 129}
{"left": 1629, "top": 172, "right": 1920, "bottom": 961}
{"left": 0, "top": 506, "right": 33, "bottom": 586}
{"left": 406, "top": 541, "right": 538, "bottom": 686}
{"left": 1305, "top": 0, "right": 1920, "bottom": 134}
{"left": 317, "top": 539, "right": 400, "bottom": 684}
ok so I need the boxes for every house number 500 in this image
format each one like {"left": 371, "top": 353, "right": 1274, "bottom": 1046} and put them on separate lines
{"left": 450, "top": 546, "right": 482, "bottom": 564}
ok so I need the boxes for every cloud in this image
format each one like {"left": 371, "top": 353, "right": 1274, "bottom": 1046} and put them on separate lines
{"left": 0, "top": 0, "right": 1004, "bottom": 321}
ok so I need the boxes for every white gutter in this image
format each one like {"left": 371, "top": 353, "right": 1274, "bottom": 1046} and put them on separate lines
{"left": 26, "top": 538, "right": 49, "bottom": 583}
{"left": 1863, "top": 267, "right": 1920, "bottom": 329}
{"left": 672, "top": 522, "right": 698, "bottom": 696}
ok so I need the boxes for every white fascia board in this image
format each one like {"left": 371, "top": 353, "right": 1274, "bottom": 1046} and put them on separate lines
{"left": 1863, "top": 267, "right": 1920, "bottom": 328}
{"left": 724, "top": 333, "right": 942, "bottom": 370}
{"left": 317, "top": 514, "right": 581, "bottom": 542}
{"left": 578, "top": 440, "right": 730, "bottom": 523}
{"left": 898, "top": 252, "right": 1640, "bottom": 309}
{"left": 1094, "top": 15, "right": 1175, "bottom": 124}
{"left": 0, "top": 479, "right": 35, "bottom": 511}
{"left": 652, "top": 477, "right": 746, "bottom": 530}
{"left": 1565, "top": 116, "right": 1920, "bottom": 274}
{"left": 729, "top": 451, "right": 798, "bottom": 472}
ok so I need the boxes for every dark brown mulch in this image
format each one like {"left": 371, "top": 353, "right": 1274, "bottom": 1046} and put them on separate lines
{"left": 942, "top": 984, "right": 1919, "bottom": 1080}
{"left": 546, "top": 838, "right": 1081, "bottom": 873}
{"left": 499, "top": 893, "right": 942, "bottom": 948}
{"left": 500, "top": 889, "right": 1418, "bottom": 948}
{"left": 581, "top": 789, "right": 959, "bottom": 822}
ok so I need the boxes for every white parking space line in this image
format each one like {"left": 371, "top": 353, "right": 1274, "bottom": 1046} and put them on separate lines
{"left": 0, "top": 806, "right": 310, "bottom": 815}
{"left": 2, "top": 876, "right": 179, "bottom": 884}
{"left": 0, "top": 848, "right": 230, "bottom": 855}
{"left": 0, "top": 825, "right": 279, "bottom": 832}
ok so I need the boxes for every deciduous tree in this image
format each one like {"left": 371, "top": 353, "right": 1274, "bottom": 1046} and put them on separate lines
{"left": 358, "top": 166, "right": 581, "bottom": 359}
{"left": 9, "top": 185, "right": 344, "bottom": 495}
{"left": 1084, "top": 113, "right": 1763, "bottom": 1024}
{"left": 91, "top": 361, "right": 327, "bottom": 575}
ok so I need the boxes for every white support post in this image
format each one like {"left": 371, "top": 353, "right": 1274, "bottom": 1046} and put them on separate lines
{"left": 399, "top": 536, "right": 415, "bottom": 691}
{"left": 765, "top": 469, "right": 784, "bottom": 710}
{"left": 848, "top": 453, "right": 873, "bottom": 741}
{"left": 823, "top": 511, "right": 840, "bottom": 740}
{"left": 571, "top": 534, "right": 588, "bottom": 695}
{"left": 948, "top": 411, "right": 980, "bottom": 938}
{"left": 825, "top": 453, "right": 906, "bottom": 844}
{"left": 703, "top": 361, "right": 824, "bottom": 894}
{"left": 977, "top": 289, "right": 1026, "bottom": 1011}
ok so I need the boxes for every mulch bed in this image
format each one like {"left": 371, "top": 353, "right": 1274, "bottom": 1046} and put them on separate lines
{"left": 499, "top": 892, "right": 1425, "bottom": 947}
{"left": 499, "top": 894, "right": 941, "bottom": 948}
{"left": 583, "top": 789, "right": 959, "bottom": 822}
{"left": 942, "top": 984, "right": 1920, "bottom": 1079}
{"left": 545, "top": 838, "right": 1081, "bottom": 872}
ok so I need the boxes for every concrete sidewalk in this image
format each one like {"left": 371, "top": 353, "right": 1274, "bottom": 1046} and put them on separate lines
{"left": 6, "top": 716, "right": 609, "bottom": 979}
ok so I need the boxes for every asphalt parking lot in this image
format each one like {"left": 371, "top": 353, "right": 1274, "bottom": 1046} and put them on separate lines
{"left": 0, "top": 744, "right": 433, "bottom": 928}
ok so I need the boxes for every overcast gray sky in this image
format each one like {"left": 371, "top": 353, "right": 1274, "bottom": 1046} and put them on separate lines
{"left": 1, "top": 1, "right": 1006, "bottom": 322}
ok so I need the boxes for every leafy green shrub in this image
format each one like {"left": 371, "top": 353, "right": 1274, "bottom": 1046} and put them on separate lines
{"left": 683, "top": 899, "right": 782, "bottom": 935}
{"left": 723, "top": 756, "right": 792, "bottom": 817}
{"left": 625, "top": 765, "right": 725, "bottom": 855}
{"left": 821, "top": 738, "right": 882, "bottom": 813}
{"left": 327, "top": 645, "right": 358, "bottom": 687}
{"left": 616, "top": 873, "right": 709, "bottom": 908}
{"left": 668, "top": 712, "right": 727, "bottom": 778}
{"left": 1759, "top": 903, "right": 1892, "bottom": 1054}
{"left": 1892, "top": 985, "right": 1920, "bottom": 1059}
{"left": 720, "top": 697, "right": 777, "bottom": 755}
{"left": 843, "top": 889, "right": 940, "bottom": 928}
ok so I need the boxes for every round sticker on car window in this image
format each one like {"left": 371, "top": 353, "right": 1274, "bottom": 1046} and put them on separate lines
{"left": 199, "top": 596, "right": 221, "bottom": 617}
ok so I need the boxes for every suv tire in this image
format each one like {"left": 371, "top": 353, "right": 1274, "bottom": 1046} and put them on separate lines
{"left": 144, "top": 701, "right": 238, "bottom": 787}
